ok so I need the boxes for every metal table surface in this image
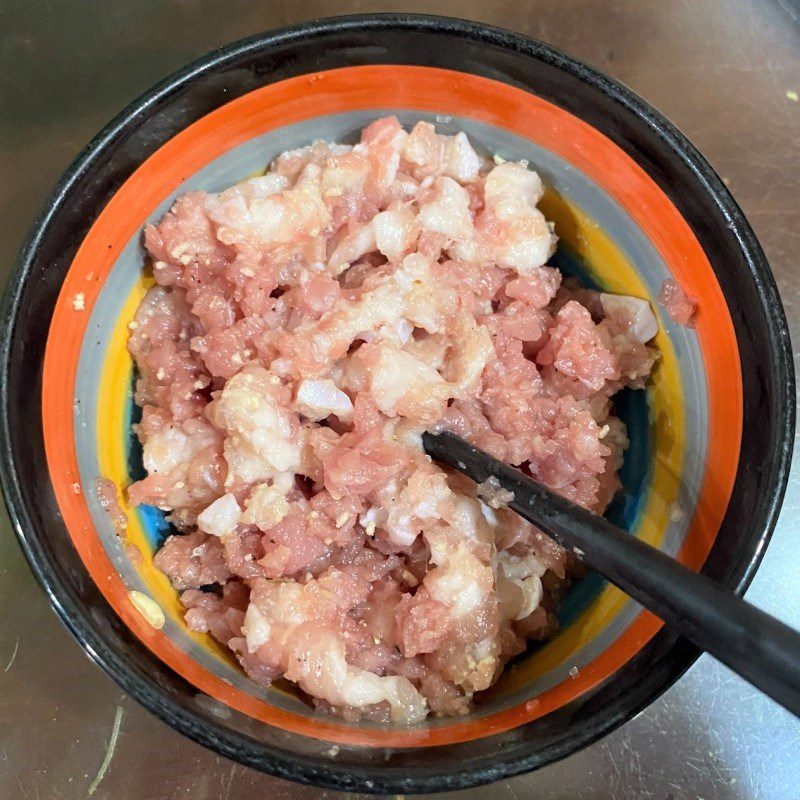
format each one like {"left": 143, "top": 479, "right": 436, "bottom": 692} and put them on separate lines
{"left": 1, "top": 1, "right": 799, "bottom": 798}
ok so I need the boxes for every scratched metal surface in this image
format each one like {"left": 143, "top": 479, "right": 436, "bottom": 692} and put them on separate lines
{"left": 1, "top": 1, "right": 799, "bottom": 798}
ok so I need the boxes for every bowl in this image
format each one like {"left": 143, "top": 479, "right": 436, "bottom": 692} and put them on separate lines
{"left": 0, "top": 14, "right": 793, "bottom": 794}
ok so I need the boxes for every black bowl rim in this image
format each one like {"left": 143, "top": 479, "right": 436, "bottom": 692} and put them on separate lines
{"left": 0, "top": 12, "right": 794, "bottom": 795}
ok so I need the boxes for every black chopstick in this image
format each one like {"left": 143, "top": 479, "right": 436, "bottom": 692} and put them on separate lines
{"left": 423, "top": 430, "right": 800, "bottom": 718}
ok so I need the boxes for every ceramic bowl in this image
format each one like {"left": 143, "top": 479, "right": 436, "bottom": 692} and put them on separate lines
{"left": 0, "top": 14, "right": 793, "bottom": 794}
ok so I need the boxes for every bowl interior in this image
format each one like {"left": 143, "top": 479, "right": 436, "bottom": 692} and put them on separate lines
{"left": 42, "top": 66, "right": 740, "bottom": 745}
{"left": 2, "top": 18, "right": 790, "bottom": 793}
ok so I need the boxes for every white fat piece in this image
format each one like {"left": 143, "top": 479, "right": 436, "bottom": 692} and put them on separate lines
{"left": 295, "top": 378, "right": 354, "bottom": 422}
{"left": 496, "top": 551, "right": 546, "bottom": 620}
{"left": 241, "top": 481, "right": 292, "bottom": 530}
{"left": 197, "top": 493, "right": 242, "bottom": 537}
{"left": 599, "top": 293, "right": 658, "bottom": 343}
{"left": 242, "top": 602, "right": 272, "bottom": 653}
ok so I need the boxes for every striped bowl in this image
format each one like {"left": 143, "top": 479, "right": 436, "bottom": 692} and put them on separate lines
{"left": 0, "top": 15, "right": 793, "bottom": 794}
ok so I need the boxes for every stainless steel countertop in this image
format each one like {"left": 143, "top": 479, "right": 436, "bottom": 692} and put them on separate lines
{"left": 1, "top": 2, "right": 799, "bottom": 798}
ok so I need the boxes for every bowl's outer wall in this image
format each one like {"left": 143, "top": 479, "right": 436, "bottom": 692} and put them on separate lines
{"left": 0, "top": 15, "right": 793, "bottom": 794}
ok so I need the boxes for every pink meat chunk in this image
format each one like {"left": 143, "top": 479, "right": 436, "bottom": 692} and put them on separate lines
{"left": 658, "top": 278, "right": 697, "bottom": 327}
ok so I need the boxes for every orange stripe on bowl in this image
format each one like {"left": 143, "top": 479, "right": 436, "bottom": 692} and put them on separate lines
{"left": 42, "top": 65, "right": 741, "bottom": 747}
